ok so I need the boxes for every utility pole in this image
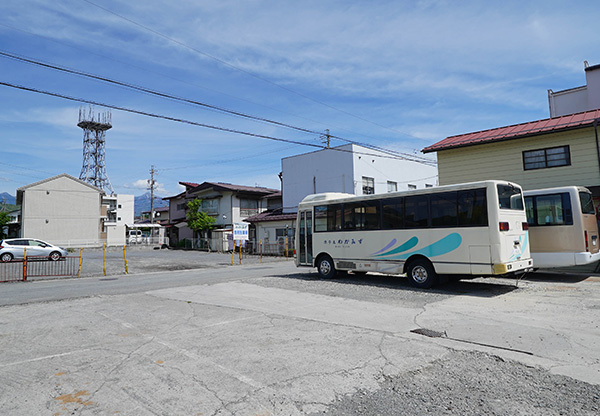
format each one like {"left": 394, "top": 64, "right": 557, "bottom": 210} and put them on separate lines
{"left": 148, "top": 165, "right": 157, "bottom": 224}
{"left": 321, "top": 129, "right": 331, "bottom": 148}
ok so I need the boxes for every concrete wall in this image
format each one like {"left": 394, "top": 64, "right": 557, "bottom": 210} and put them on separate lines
{"left": 20, "top": 175, "right": 102, "bottom": 246}
{"left": 117, "top": 194, "right": 134, "bottom": 225}
{"left": 436, "top": 127, "right": 600, "bottom": 190}
{"left": 548, "top": 64, "right": 600, "bottom": 117}
{"left": 282, "top": 144, "right": 438, "bottom": 213}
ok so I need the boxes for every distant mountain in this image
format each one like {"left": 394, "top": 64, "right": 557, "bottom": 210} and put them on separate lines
{"left": 0, "top": 192, "right": 16, "bottom": 205}
{"left": 134, "top": 192, "right": 168, "bottom": 216}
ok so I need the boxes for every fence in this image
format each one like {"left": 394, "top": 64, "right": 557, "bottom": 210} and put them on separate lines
{"left": 0, "top": 255, "right": 81, "bottom": 283}
{"left": 175, "top": 237, "right": 295, "bottom": 257}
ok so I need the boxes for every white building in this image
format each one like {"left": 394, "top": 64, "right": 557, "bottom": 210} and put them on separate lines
{"left": 548, "top": 61, "right": 600, "bottom": 117}
{"left": 17, "top": 174, "right": 104, "bottom": 246}
{"left": 16, "top": 173, "right": 134, "bottom": 247}
{"left": 281, "top": 143, "right": 438, "bottom": 213}
{"left": 102, "top": 194, "right": 135, "bottom": 246}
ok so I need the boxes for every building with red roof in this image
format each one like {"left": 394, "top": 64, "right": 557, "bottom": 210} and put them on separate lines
{"left": 423, "top": 63, "right": 600, "bottom": 201}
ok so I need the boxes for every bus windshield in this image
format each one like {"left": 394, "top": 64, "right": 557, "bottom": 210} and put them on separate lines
{"left": 497, "top": 184, "right": 523, "bottom": 210}
{"left": 579, "top": 191, "right": 595, "bottom": 215}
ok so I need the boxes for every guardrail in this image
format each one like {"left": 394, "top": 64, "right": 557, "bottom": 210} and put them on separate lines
{"left": 0, "top": 253, "right": 82, "bottom": 283}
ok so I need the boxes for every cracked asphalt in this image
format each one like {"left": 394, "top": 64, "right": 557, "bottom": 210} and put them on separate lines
{"left": 0, "top": 250, "right": 599, "bottom": 415}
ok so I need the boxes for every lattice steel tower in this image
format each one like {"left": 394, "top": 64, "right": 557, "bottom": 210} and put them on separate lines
{"left": 78, "top": 106, "right": 115, "bottom": 195}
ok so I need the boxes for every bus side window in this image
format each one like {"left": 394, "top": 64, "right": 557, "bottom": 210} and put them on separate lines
{"left": 382, "top": 197, "right": 404, "bottom": 229}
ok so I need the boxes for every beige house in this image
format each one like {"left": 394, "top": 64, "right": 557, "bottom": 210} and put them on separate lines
{"left": 422, "top": 110, "right": 600, "bottom": 203}
{"left": 17, "top": 174, "right": 104, "bottom": 246}
{"left": 16, "top": 173, "right": 133, "bottom": 247}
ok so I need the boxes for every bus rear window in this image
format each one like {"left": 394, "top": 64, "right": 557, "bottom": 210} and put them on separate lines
{"left": 497, "top": 184, "right": 524, "bottom": 210}
{"left": 579, "top": 192, "right": 595, "bottom": 215}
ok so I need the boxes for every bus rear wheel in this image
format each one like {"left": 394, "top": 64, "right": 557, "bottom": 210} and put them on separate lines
{"left": 407, "top": 258, "right": 438, "bottom": 289}
{"left": 317, "top": 255, "right": 336, "bottom": 279}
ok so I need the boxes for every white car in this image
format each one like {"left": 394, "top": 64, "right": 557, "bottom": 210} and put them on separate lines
{"left": 0, "top": 238, "right": 68, "bottom": 262}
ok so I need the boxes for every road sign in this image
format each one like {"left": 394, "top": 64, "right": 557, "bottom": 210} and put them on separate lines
{"left": 233, "top": 222, "right": 249, "bottom": 241}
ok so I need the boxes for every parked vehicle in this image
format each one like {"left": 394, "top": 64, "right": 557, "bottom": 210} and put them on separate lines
{"left": 524, "top": 186, "right": 600, "bottom": 268}
{"left": 296, "top": 180, "right": 533, "bottom": 288}
{"left": 0, "top": 238, "right": 68, "bottom": 262}
{"left": 128, "top": 230, "right": 143, "bottom": 244}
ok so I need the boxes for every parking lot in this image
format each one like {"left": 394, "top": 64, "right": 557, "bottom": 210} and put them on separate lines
{"left": 0, "top": 248, "right": 599, "bottom": 415}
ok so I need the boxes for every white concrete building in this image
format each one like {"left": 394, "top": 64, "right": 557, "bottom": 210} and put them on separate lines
{"left": 548, "top": 62, "right": 600, "bottom": 117}
{"left": 102, "top": 194, "right": 134, "bottom": 246}
{"left": 281, "top": 144, "right": 438, "bottom": 213}
{"left": 17, "top": 174, "right": 104, "bottom": 246}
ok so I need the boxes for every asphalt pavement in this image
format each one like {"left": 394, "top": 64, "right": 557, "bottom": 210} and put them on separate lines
{"left": 0, "top": 249, "right": 599, "bottom": 415}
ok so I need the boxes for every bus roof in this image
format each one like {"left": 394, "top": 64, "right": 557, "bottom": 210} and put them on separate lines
{"left": 523, "top": 185, "right": 591, "bottom": 197}
{"left": 298, "top": 180, "right": 521, "bottom": 207}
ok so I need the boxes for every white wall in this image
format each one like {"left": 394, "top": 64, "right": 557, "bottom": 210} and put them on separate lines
{"left": 117, "top": 194, "right": 134, "bottom": 225}
{"left": 548, "top": 64, "right": 600, "bottom": 117}
{"left": 282, "top": 144, "right": 437, "bottom": 213}
{"left": 20, "top": 175, "right": 102, "bottom": 246}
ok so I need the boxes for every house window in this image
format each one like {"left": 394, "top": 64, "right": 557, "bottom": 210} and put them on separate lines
{"left": 201, "top": 199, "right": 219, "bottom": 215}
{"left": 387, "top": 181, "right": 397, "bottom": 193}
{"left": 408, "top": 184, "right": 417, "bottom": 190}
{"left": 362, "top": 177, "right": 374, "bottom": 195}
{"left": 523, "top": 145, "right": 570, "bottom": 170}
{"left": 177, "top": 203, "right": 186, "bottom": 210}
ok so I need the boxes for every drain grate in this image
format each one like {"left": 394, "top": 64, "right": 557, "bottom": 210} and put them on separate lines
{"left": 411, "top": 328, "right": 446, "bottom": 338}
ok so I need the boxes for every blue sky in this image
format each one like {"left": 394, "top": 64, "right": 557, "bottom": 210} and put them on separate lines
{"left": 0, "top": 0, "right": 599, "bottom": 197}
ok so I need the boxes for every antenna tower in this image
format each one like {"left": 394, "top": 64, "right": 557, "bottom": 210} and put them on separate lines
{"left": 78, "top": 106, "right": 115, "bottom": 195}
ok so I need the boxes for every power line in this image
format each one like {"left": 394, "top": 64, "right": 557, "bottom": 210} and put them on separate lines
{"left": 79, "top": 0, "right": 428, "bottom": 141}
{"left": 0, "top": 80, "right": 438, "bottom": 165}
{"left": 0, "top": 50, "right": 435, "bottom": 165}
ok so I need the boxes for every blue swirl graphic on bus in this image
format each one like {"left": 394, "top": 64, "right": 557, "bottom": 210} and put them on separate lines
{"left": 508, "top": 232, "right": 529, "bottom": 262}
{"left": 374, "top": 233, "right": 462, "bottom": 260}
{"left": 372, "top": 237, "right": 418, "bottom": 257}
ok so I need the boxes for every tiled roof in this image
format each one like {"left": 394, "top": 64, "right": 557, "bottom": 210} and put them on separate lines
{"left": 179, "top": 181, "right": 200, "bottom": 188}
{"left": 191, "top": 182, "right": 279, "bottom": 195}
{"left": 422, "top": 109, "right": 600, "bottom": 153}
{"left": 245, "top": 210, "right": 297, "bottom": 223}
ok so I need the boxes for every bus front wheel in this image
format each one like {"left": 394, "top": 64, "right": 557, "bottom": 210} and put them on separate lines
{"left": 407, "top": 258, "right": 438, "bottom": 289}
{"left": 317, "top": 255, "right": 336, "bottom": 279}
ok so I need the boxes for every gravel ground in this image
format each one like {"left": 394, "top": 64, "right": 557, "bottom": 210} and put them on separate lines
{"left": 78, "top": 245, "right": 288, "bottom": 277}
{"left": 318, "top": 350, "right": 600, "bottom": 416}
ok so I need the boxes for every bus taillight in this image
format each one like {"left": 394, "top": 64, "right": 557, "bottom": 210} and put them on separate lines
{"left": 499, "top": 222, "right": 510, "bottom": 231}
{"left": 522, "top": 222, "right": 529, "bottom": 231}
{"left": 585, "top": 231, "right": 589, "bottom": 252}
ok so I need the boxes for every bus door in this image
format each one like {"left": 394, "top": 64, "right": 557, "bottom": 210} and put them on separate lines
{"left": 298, "top": 210, "right": 313, "bottom": 265}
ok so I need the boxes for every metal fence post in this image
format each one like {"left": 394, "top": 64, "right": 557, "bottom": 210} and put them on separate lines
{"left": 23, "top": 247, "right": 27, "bottom": 281}
{"left": 123, "top": 245, "right": 128, "bottom": 274}
{"left": 78, "top": 248, "right": 83, "bottom": 278}
{"left": 103, "top": 242, "right": 106, "bottom": 276}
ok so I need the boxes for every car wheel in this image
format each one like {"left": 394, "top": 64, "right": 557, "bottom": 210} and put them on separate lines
{"left": 317, "top": 255, "right": 336, "bottom": 279}
{"left": 407, "top": 258, "right": 438, "bottom": 289}
{"left": 49, "top": 251, "right": 62, "bottom": 261}
{"left": 1, "top": 252, "right": 13, "bottom": 262}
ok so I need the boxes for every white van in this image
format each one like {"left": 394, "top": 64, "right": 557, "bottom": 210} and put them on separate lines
{"left": 128, "top": 230, "right": 143, "bottom": 244}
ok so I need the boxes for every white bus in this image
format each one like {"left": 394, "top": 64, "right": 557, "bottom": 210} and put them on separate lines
{"left": 524, "top": 186, "right": 600, "bottom": 268}
{"left": 295, "top": 180, "right": 533, "bottom": 288}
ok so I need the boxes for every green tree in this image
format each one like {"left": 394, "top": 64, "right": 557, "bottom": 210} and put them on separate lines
{"left": 186, "top": 199, "right": 216, "bottom": 240}
{"left": 0, "top": 212, "right": 10, "bottom": 239}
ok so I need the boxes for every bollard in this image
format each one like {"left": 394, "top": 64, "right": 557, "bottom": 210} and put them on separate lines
{"left": 103, "top": 242, "right": 106, "bottom": 276}
{"left": 239, "top": 240, "right": 242, "bottom": 265}
{"left": 231, "top": 240, "right": 235, "bottom": 266}
{"left": 286, "top": 237, "right": 289, "bottom": 260}
{"left": 123, "top": 245, "right": 128, "bottom": 274}
{"left": 23, "top": 247, "right": 27, "bottom": 281}
{"left": 78, "top": 248, "right": 83, "bottom": 278}
{"left": 260, "top": 239, "right": 263, "bottom": 264}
